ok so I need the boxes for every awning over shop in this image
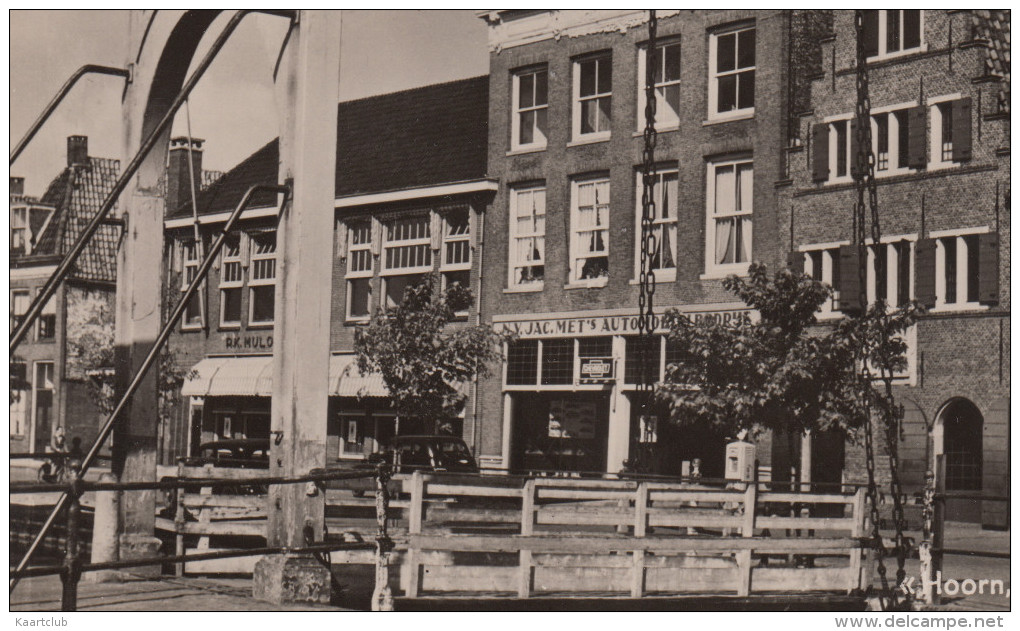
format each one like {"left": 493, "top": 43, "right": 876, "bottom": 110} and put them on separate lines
{"left": 181, "top": 354, "right": 390, "bottom": 398}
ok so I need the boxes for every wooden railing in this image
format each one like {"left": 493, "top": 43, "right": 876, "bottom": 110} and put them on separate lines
{"left": 398, "top": 473, "right": 870, "bottom": 599}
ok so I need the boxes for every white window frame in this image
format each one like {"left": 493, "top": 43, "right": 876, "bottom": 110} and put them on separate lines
{"left": 247, "top": 231, "right": 277, "bottom": 326}
{"left": 928, "top": 94, "right": 963, "bottom": 171}
{"left": 865, "top": 235, "right": 916, "bottom": 308}
{"left": 824, "top": 114, "right": 853, "bottom": 184}
{"left": 569, "top": 177, "right": 611, "bottom": 287}
{"left": 344, "top": 219, "right": 374, "bottom": 322}
{"left": 180, "top": 239, "right": 203, "bottom": 330}
{"left": 798, "top": 242, "right": 848, "bottom": 317}
{"left": 10, "top": 289, "right": 30, "bottom": 332}
{"left": 870, "top": 101, "right": 918, "bottom": 177}
{"left": 931, "top": 227, "right": 990, "bottom": 313}
{"left": 704, "top": 158, "right": 754, "bottom": 278}
{"left": 441, "top": 207, "right": 472, "bottom": 315}
{"left": 381, "top": 214, "right": 432, "bottom": 309}
{"left": 867, "top": 10, "right": 926, "bottom": 62}
{"left": 572, "top": 54, "right": 612, "bottom": 142}
{"left": 218, "top": 232, "right": 244, "bottom": 328}
{"left": 511, "top": 67, "right": 549, "bottom": 151}
{"left": 10, "top": 204, "right": 54, "bottom": 255}
{"left": 637, "top": 39, "right": 682, "bottom": 131}
{"left": 708, "top": 24, "right": 756, "bottom": 122}
{"left": 37, "top": 294, "right": 56, "bottom": 340}
{"left": 31, "top": 360, "right": 55, "bottom": 450}
{"left": 10, "top": 361, "right": 28, "bottom": 436}
{"left": 633, "top": 168, "right": 678, "bottom": 283}
{"left": 508, "top": 185, "right": 546, "bottom": 291}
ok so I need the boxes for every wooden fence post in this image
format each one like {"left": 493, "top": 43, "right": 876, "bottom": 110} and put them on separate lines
{"left": 519, "top": 479, "right": 535, "bottom": 598}
{"left": 736, "top": 482, "right": 757, "bottom": 596}
{"left": 174, "top": 461, "right": 186, "bottom": 577}
{"left": 849, "top": 486, "right": 866, "bottom": 592}
{"left": 405, "top": 471, "right": 424, "bottom": 598}
{"left": 918, "top": 469, "right": 936, "bottom": 604}
{"left": 631, "top": 482, "right": 649, "bottom": 598}
{"left": 931, "top": 454, "right": 946, "bottom": 606}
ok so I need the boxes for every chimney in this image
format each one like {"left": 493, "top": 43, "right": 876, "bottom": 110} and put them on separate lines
{"left": 10, "top": 177, "right": 25, "bottom": 197}
{"left": 67, "top": 135, "right": 88, "bottom": 167}
{"left": 166, "top": 136, "right": 204, "bottom": 215}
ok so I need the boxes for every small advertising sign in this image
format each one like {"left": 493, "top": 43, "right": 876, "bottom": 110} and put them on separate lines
{"left": 578, "top": 356, "right": 614, "bottom": 383}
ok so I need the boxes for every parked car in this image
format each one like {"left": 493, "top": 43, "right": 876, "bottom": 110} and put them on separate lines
{"left": 336, "top": 435, "right": 479, "bottom": 496}
{"left": 181, "top": 438, "right": 270, "bottom": 469}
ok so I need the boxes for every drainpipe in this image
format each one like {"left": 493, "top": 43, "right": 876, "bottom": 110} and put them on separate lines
{"left": 471, "top": 204, "right": 485, "bottom": 459}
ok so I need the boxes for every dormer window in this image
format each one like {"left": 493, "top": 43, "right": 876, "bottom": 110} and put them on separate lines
{"left": 10, "top": 205, "right": 54, "bottom": 256}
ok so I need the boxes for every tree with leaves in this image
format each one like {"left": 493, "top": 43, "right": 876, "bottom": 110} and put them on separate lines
{"left": 659, "top": 263, "right": 920, "bottom": 446}
{"left": 354, "top": 273, "right": 508, "bottom": 435}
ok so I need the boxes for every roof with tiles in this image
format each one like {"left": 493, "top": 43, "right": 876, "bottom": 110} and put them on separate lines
{"left": 970, "top": 10, "right": 1010, "bottom": 114}
{"left": 169, "top": 75, "right": 490, "bottom": 218}
{"left": 20, "top": 158, "right": 121, "bottom": 284}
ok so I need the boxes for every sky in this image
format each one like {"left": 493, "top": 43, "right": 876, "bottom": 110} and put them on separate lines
{"left": 8, "top": 10, "right": 489, "bottom": 197}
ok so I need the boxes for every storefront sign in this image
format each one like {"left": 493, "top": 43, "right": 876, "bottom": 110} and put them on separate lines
{"left": 578, "top": 357, "right": 614, "bottom": 383}
{"left": 494, "top": 308, "right": 755, "bottom": 339}
{"left": 224, "top": 334, "right": 274, "bottom": 350}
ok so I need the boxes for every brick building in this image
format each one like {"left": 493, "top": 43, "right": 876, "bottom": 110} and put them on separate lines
{"left": 783, "top": 10, "right": 1009, "bottom": 526}
{"left": 9, "top": 136, "right": 120, "bottom": 454}
{"left": 164, "top": 77, "right": 493, "bottom": 464}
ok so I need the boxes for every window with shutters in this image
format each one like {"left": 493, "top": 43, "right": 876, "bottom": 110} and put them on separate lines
{"left": 705, "top": 159, "right": 753, "bottom": 277}
{"left": 794, "top": 246, "right": 843, "bottom": 316}
{"left": 826, "top": 118, "right": 853, "bottom": 183}
{"left": 570, "top": 177, "right": 610, "bottom": 285}
{"left": 816, "top": 105, "right": 921, "bottom": 184}
{"left": 573, "top": 53, "right": 612, "bottom": 140}
{"left": 871, "top": 105, "right": 916, "bottom": 175}
{"left": 633, "top": 168, "right": 678, "bottom": 281}
{"left": 637, "top": 39, "right": 682, "bottom": 130}
{"left": 932, "top": 230, "right": 995, "bottom": 311}
{"left": 862, "top": 10, "right": 924, "bottom": 60}
{"left": 248, "top": 231, "right": 277, "bottom": 325}
{"left": 866, "top": 239, "right": 915, "bottom": 308}
{"left": 345, "top": 220, "right": 373, "bottom": 321}
{"left": 708, "top": 24, "right": 755, "bottom": 120}
{"left": 219, "top": 233, "right": 243, "bottom": 327}
{"left": 929, "top": 96, "right": 972, "bottom": 169}
{"left": 382, "top": 215, "right": 431, "bottom": 309}
{"left": 512, "top": 66, "right": 548, "bottom": 151}
{"left": 509, "top": 185, "right": 546, "bottom": 290}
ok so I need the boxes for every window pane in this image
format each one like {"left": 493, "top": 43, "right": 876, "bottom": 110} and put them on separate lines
{"left": 597, "top": 96, "right": 612, "bottom": 132}
{"left": 716, "top": 33, "right": 735, "bottom": 72}
{"left": 597, "top": 56, "right": 612, "bottom": 92}
{"left": 875, "top": 114, "right": 890, "bottom": 170}
{"left": 251, "top": 285, "right": 275, "bottom": 322}
{"left": 578, "top": 336, "right": 612, "bottom": 357}
{"left": 664, "top": 43, "right": 681, "bottom": 82}
{"left": 737, "top": 28, "right": 755, "bottom": 69}
{"left": 903, "top": 10, "right": 921, "bottom": 49}
{"left": 836, "top": 121, "right": 848, "bottom": 177}
{"left": 886, "top": 9, "right": 901, "bottom": 53}
{"left": 535, "top": 70, "right": 548, "bottom": 105}
{"left": 714, "top": 165, "right": 735, "bottom": 216}
{"left": 579, "top": 59, "right": 596, "bottom": 96}
{"left": 717, "top": 74, "right": 737, "bottom": 113}
{"left": 965, "top": 235, "right": 979, "bottom": 303}
{"left": 536, "top": 108, "right": 548, "bottom": 143}
{"left": 519, "top": 72, "right": 534, "bottom": 108}
{"left": 896, "top": 110, "right": 910, "bottom": 168}
{"left": 660, "top": 84, "right": 681, "bottom": 122}
{"left": 737, "top": 164, "right": 753, "bottom": 213}
{"left": 222, "top": 287, "right": 241, "bottom": 323}
{"left": 385, "top": 274, "right": 424, "bottom": 309}
{"left": 581, "top": 100, "right": 597, "bottom": 134}
{"left": 625, "top": 336, "right": 660, "bottom": 384}
{"left": 506, "top": 340, "right": 538, "bottom": 385}
{"left": 541, "top": 339, "right": 574, "bottom": 385}
{"left": 737, "top": 70, "right": 754, "bottom": 109}
{"left": 943, "top": 238, "right": 957, "bottom": 303}
{"left": 349, "top": 278, "right": 371, "bottom": 318}
{"left": 519, "top": 111, "right": 535, "bottom": 145}
{"left": 715, "top": 218, "right": 736, "bottom": 264}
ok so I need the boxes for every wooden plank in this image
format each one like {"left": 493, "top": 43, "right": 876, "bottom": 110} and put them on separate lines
{"left": 849, "top": 487, "right": 866, "bottom": 591}
{"left": 531, "top": 553, "right": 735, "bottom": 569}
{"left": 645, "top": 567, "right": 739, "bottom": 593}
{"left": 410, "top": 534, "right": 861, "bottom": 555}
{"left": 537, "top": 488, "right": 638, "bottom": 501}
{"left": 182, "top": 495, "right": 265, "bottom": 509}
{"left": 177, "top": 466, "right": 267, "bottom": 480}
{"left": 752, "top": 567, "right": 851, "bottom": 592}
{"left": 421, "top": 565, "right": 516, "bottom": 593}
{"left": 649, "top": 491, "right": 743, "bottom": 504}
{"left": 536, "top": 511, "right": 632, "bottom": 527}
{"left": 518, "top": 550, "right": 533, "bottom": 598}
{"left": 409, "top": 471, "right": 424, "bottom": 535}
{"left": 756, "top": 516, "right": 855, "bottom": 530}
{"left": 425, "top": 507, "right": 519, "bottom": 523}
{"left": 426, "top": 483, "right": 522, "bottom": 498}
{"left": 736, "top": 549, "right": 752, "bottom": 596}
{"left": 759, "top": 492, "right": 855, "bottom": 504}
{"left": 534, "top": 478, "right": 639, "bottom": 490}
{"left": 405, "top": 548, "right": 421, "bottom": 598}
{"left": 174, "top": 520, "right": 266, "bottom": 537}
{"left": 631, "top": 550, "right": 644, "bottom": 597}
{"left": 648, "top": 513, "right": 744, "bottom": 529}
{"left": 183, "top": 552, "right": 261, "bottom": 575}
{"left": 520, "top": 479, "right": 535, "bottom": 536}
{"left": 634, "top": 483, "right": 648, "bottom": 537}
{"left": 533, "top": 566, "right": 630, "bottom": 593}
{"left": 742, "top": 483, "right": 757, "bottom": 537}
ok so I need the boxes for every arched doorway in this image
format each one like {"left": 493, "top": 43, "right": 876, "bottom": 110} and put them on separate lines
{"left": 935, "top": 398, "right": 984, "bottom": 522}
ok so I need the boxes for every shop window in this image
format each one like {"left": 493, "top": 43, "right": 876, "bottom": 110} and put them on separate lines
{"left": 573, "top": 53, "right": 612, "bottom": 139}
{"left": 506, "top": 340, "right": 539, "bottom": 385}
{"left": 541, "top": 339, "right": 574, "bottom": 385}
{"left": 570, "top": 178, "right": 610, "bottom": 285}
{"left": 345, "top": 220, "right": 373, "bottom": 321}
{"left": 339, "top": 412, "right": 395, "bottom": 458}
{"left": 33, "top": 361, "right": 54, "bottom": 450}
{"left": 10, "top": 361, "right": 28, "bottom": 436}
{"left": 382, "top": 215, "right": 431, "bottom": 309}
{"left": 37, "top": 295, "right": 56, "bottom": 340}
{"left": 219, "top": 232, "right": 243, "bottom": 327}
{"left": 709, "top": 24, "right": 755, "bottom": 119}
{"left": 248, "top": 231, "right": 277, "bottom": 324}
{"left": 705, "top": 159, "right": 753, "bottom": 276}
{"left": 862, "top": 10, "right": 922, "bottom": 60}
{"left": 512, "top": 66, "right": 548, "bottom": 150}
{"left": 637, "top": 40, "right": 682, "bottom": 129}
{"left": 634, "top": 169, "right": 678, "bottom": 280}
{"left": 10, "top": 289, "right": 29, "bottom": 331}
{"left": 509, "top": 185, "right": 546, "bottom": 289}
{"left": 180, "top": 239, "right": 203, "bottom": 328}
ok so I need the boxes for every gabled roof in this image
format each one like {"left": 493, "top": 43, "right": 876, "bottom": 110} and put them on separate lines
{"left": 18, "top": 157, "right": 121, "bottom": 284}
{"left": 170, "top": 75, "right": 490, "bottom": 218}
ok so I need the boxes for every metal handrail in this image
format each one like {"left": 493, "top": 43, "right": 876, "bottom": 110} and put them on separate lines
{"left": 9, "top": 9, "right": 295, "bottom": 352}
{"left": 10, "top": 183, "right": 289, "bottom": 592}
{"left": 9, "top": 65, "right": 130, "bottom": 166}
